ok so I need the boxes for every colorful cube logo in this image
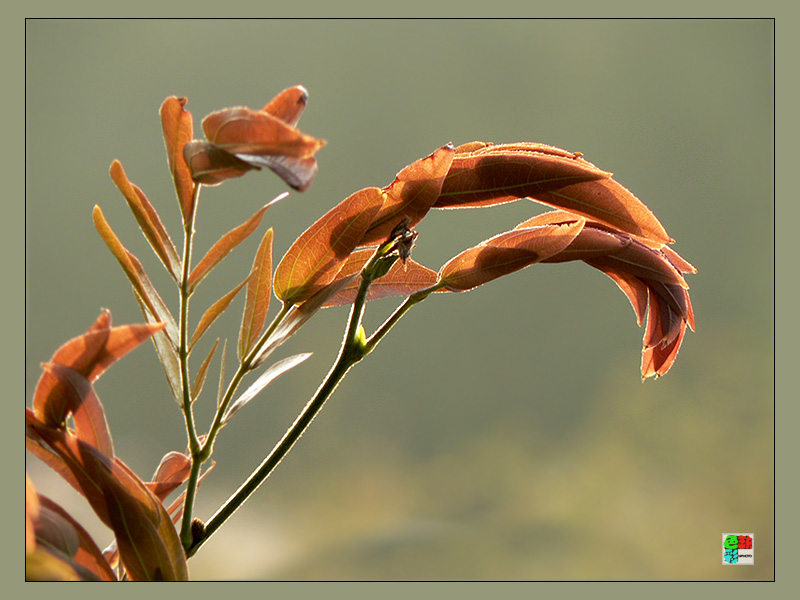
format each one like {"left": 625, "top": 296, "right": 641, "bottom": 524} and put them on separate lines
{"left": 722, "top": 533, "right": 754, "bottom": 565}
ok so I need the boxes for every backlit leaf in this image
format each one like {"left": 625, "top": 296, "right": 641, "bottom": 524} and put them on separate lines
{"left": 190, "top": 280, "right": 247, "bottom": 351}
{"left": 359, "top": 144, "right": 456, "bottom": 246}
{"left": 188, "top": 200, "right": 281, "bottom": 292}
{"left": 439, "top": 220, "right": 585, "bottom": 291}
{"left": 262, "top": 85, "right": 309, "bottom": 126}
{"left": 223, "top": 353, "right": 312, "bottom": 425}
{"left": 255, "top": 275, "right": 358, "bottom": 367}
{"left": 109, "top": 160, "right": 181, "bottom": 280}
{"left": 184, "top": 140, "right": 256, "bottom": 186}
{"left": 274, "top": 187, "right": 385, "bottom": 304}
{"left": 528, "top": 177, "right": 672, "bottom": 245}
{"left": 202, "top": 105, "right": 325, "bottom": 159}
{"left": 39, "top": 363, "right": 114, "bottom": 458}
{"left": 434, "top": 142, "right": 610, "bottom": 209}
{"left": 92, "top": 207, "right": 179, "bottom": 344}
{"left": 160, "top": 96, "right": 196, "bottom": 223}
{"left": 146, "top": 451, "right": 192, "bottom": 502}
{"left": 36, "top": 495, "right": 117, "bottom": 581}
{"left": 321, "top": 248, "right": 439, "bottom": 307}
{"left": 32, "top": 311, "right": 166, "bottom": 427}
{"left": 239, "top": 228, "right": 273, "bottom": 359}
{"left": 191, "top": 338, "right": 219, "bottom": 402}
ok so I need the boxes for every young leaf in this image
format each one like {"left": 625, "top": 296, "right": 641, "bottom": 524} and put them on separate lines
{"left": 239, "top": 228, "right": 273, "bottom": 360}
{"left": 190, "top": 279, "right": 247, "bottom": 351}
{"left": 217, "top": 339, "right": 228, "bottom": 408}
{"left": 321, "top": 248, "right": 439, "bottom": 308}
{"left": 184, "top": 140, "right": 257, "bottom": 186}
{"left": 255, "top": 275, "right": 358, "bottom": 367}
{"left": 92, "top": 206, "right": 179, "bottom": 344}
{"left": 518, "top": 210, "right": 632, "bottom": 261}
{"left": 526, "top": 178, "right": 672, "bottom": 245}
{"left": 30, "top": 425, "right": 188, "bottom": 580}
{"left": 274, "top": 187, "right": 385, "bottom": 304}
{"left": 580, "top": 239, "right": 689, "bottom": 288}
{"left": 160, "top": 96, "right": 196, "bottom": 223}
{"left": 262, "top": 85, "right": 309, "bottom": 126}
{"left": 248, "top": 86, "right": 319, "bottom": 191}
{"left": 146, "top": 451, "right": 192, "bottom": 501}
{"left": 109, "top": 160, "right": 181, "bottom": 280}
{"left": 438, "top": 220, "right": 586, "bottom": 291}
{"left": 50, "top": 311, "right": 166, "bottom": 381}
{"left": 434, "top": 142, "right": 610, "bottom": 209}
{"left": 192, "top": 338, "right": 220, "bottom": 402}
{"left": 222, "top": 353, "right": 312, "bottom": 425}
{"left": 39, "top": 363, "right": 114, "bottom": 458}
{"left": 359, "top": 144, "right": 456, "bottom": 246}
{"left": 202, "top": 105, "right": 325, "bottom": 159}
{"left": 188, "top": 200, "right": 281, "bottom": 292}
{"left": 35, "top": 495, "right": 117, "bottom": 581}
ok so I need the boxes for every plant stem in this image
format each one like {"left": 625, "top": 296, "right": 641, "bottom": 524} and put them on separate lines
{"left": 187, "top": 249, "right": 385, "bottom": 558}
{"left": 178, "top": 184, "right": 204, "bottom": 549}
{"left": 200, "top": 302, "right": 293, "bottom": 460}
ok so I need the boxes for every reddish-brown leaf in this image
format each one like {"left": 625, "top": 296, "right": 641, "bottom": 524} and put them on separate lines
{"left": 38, "top": 364, "right": 114, "bottom": 458}
{"left": 190, "top": 280, "right": 247, "bottom": 351}
{"left": 359, "top": 144, "right": 456, "bottom": 246}
{"left": 262, "top": 85, "right": 309, "bottom": 126}
{"left": 202, "top": 105, "right": 325, "bottom": 159}
{"left": 239, "top": 228, "right": 273, "bottom": 359}
{"left": 26, "top": 411, "right": 82, "bottom": 495}
{"left": 32, "top": 311, "right": 166, "bottom": 428}
{"left": 191, "top": 338, "right": 219, "bottom": 402}
{"left": 36, "top": 495, "right": 117, "bottom": 581}
{"left": 184, "top": 140, "right": 257, "bottom": 186}
{"left": 188, "top": 201, "right": 277, "bottom": 292}
{"left": 274, "top": 187, "right": 385, "bottom": 304}
{"left": 527, "top": 178, "right": 672, "bottom": 245}
{"left": 33, "top": 427, "right": 188, "bottom": 580}
{"left": 160, "top": 97, "right": 196, "bottom": 223}
{"left": 249, "top": 85, "right": 321, "bottom": 191}
{"left": 321, "top": 248, "right": 439, "bottom": 307}
{"left": 434, "top": 142, "right": 610, "bottom": 209}
{"left": 146, "top": 451, "right": 192, "bottom": 502}
{"left": 580, "top": 239, "right": 688, "bottom": 288}
{"left": 109, "top": 160, "right": 181, "bottom": 279}
{"left": 519, "top": 211, "right": 632, "bottom": 262}
{"left": 641, "top": 320, "right": 687, "bottom": 379}
{"left": 438, "top": 220, "right": 586, "bottom": 291}
{"left": 93, "top": 207, "right": 179, "bottom": 344}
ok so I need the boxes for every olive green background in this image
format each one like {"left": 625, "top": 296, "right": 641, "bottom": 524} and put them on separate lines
{"left": 25, "top": 19, "right": 774, "bottom": 580}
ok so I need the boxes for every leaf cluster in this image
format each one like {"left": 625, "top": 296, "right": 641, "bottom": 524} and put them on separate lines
{"left": 26, "top": 85, "right": 696, "bottom": 580}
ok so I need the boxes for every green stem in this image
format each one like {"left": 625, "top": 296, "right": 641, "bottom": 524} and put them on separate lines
{"left": 187, "top": 250, "right": 382, "bottom": 558}
{"left": 364, "top": 284, "right": 441, "bottom": 353}
{"left": 200, "top": 302, "right": 293, "bottom": 461}
{"left": 178, "top": 184, "right": 203, "bottom": 549}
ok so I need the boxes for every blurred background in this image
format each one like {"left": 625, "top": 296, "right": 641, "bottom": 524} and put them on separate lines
{"left": 25, "top": 19, "right": 773, "bottom": 580}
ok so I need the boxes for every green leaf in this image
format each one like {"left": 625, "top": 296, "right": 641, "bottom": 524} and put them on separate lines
{"left": 222, "top": 353, "right": 312, "bottom": 425}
